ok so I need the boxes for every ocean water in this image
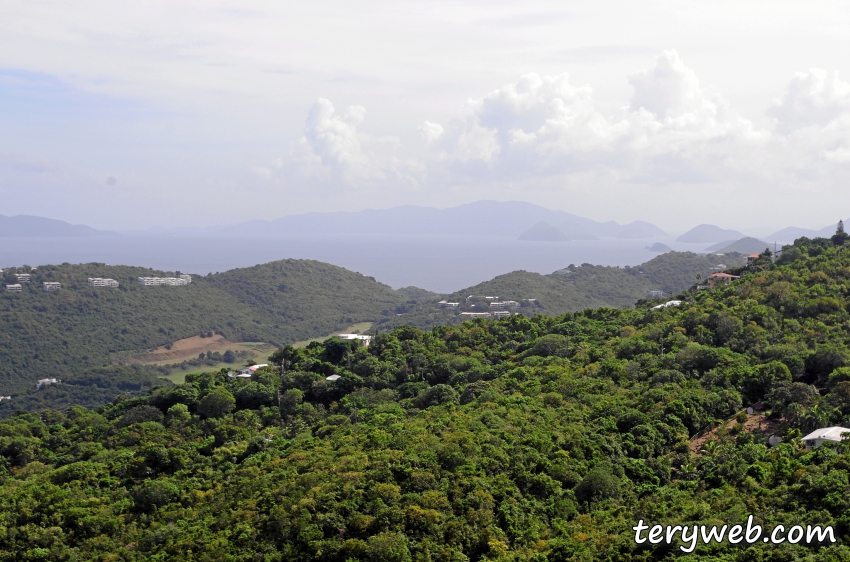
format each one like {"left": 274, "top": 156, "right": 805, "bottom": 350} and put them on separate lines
{"left": 0, "top": 235, "right": 710, "bottom": 293}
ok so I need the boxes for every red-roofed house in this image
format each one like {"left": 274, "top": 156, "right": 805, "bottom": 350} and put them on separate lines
{"left": 747, "top": 253, "right": 760, "bottom": 265}
{"left": 708, "top": 272, "right": 740, "bottom": 288}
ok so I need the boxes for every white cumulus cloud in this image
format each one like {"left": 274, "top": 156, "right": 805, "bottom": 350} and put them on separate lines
{"left": 419, "top": 121, "right": 444, "bottom": 144}
{"left": 769, "top": 69, "right": 850, "bottom": 132}
{"left": 261, "top": 51, "right": 850, "bottom": 223}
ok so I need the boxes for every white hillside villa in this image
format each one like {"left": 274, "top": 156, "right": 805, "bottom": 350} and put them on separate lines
{"left": 338, "top": 334, "right": 372, "bottom": 346}
{"left": 36, "top": 378, "right": 59, "bottom": 390}
{"left": 5, "top": 284, "right": 21, "bottom": 292}
{"left": 43, "top": 282, "right": 61, "bottom": 292}
{"left": 801, "top": 427, "right": 850, "bottom": 449}
{"left": 15, "top": 273, "right": 31, "bottom": 283}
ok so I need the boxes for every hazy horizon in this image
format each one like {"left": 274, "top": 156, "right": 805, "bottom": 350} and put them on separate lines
{"left": 2, "top": 199, "right": 846, "bottom": 241}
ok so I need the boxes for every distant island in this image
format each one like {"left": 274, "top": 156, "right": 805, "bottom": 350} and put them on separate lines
{"left": 0, "top": 214, "right": 117, "bottom": 237}
{"left": 646, "top": 242, "right": 672, "bottom": 253}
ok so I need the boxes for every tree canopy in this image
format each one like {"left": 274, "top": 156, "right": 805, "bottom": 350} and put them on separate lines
{"left": 1, "top": 237, "right": 850, "bottom": 559}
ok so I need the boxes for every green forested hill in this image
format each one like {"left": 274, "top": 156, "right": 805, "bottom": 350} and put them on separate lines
{"left": 382, "top": 251, "right": 742, "bottom": 330}
{"left": 0, "top": 260, "right": 406, "bottom": 396}
{"left": 1, "top": 237, "right": 850, "bottom": 559}
{"left": 0, "top": 251, "right": 742, "bottom": 411}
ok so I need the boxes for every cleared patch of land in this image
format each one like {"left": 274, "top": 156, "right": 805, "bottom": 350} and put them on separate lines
{"left": 126, "top": 335, "right": 273, "bottom": 366}
{"left": 122, "top": 334, "right": 277, "bottom": 384}
{"left": 689, "top": 412, "right": 782, "bottom": 456}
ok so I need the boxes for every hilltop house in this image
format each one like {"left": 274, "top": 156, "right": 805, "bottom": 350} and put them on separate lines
{"left": 800, "top": 427, "right": 850, "bottom": 449}
{"left": 88, "top": 277, "right": 119, "bottom": 287}
{"left": 234, "top": 364, "right": 269, "bottom": 377}
{"left": 338, "top": 334, "right": 372, "bottom": 346}
{"left": 43, "top": 282, "right": 61, "bottom": 292}
{"left": 707, "top": 272, "right": 740, "bottom": 288}
{"left": 5, "top": 284, "right": 21, "bottom": 292}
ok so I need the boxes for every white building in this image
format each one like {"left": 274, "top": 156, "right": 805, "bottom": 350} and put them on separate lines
{"left": 338, "top": 334, "right": 372, "bottom": 346}
{"left": 15, "top": 273, "right": 31, "bottom": 283}
{"left": 233, "top": 364, "right": 269, "bottom": 377}
{"left": 43, "top": 282, "right": 61, "bottom": 292}
{"left": 36, "top": 378, "right": 59, "bottom": 390}
{"left": 179, "top": 274, "right": 192, "bottom": 284}
{"left": 460, "top": 312, "right": 491, "bottom": 319}
{"left": 88, "top": 278, "right": 119, "bottom": 287}
{"left": 647, "top": 290, "right": 664, "bottom": 299}
{"left": 138, "top": 276, "right": 190, "bottom": 286}
{"left": 801, "top": 427, "right": 850, "bottom": 449}
{"left": 490, "top": 301, "right": 520, "bottom": 310}
{"left": 438, "top": 300, "right": 460, "bottom": 309}
{"left": 491, "top": 310, "right": 511, "bottom": 318}
{"left": 5, "top": 284, "right": 22, "bottom": 292}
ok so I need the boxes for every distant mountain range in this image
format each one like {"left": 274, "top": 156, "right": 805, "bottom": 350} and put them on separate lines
{"left": 240, "top": 201, "right": 669, "bottom": 240}
{"left": 765, "top": 222, "right": 846, "bottom": 242}
{"left": 133, "top": 201, "right": 668, "bottom": 241}
{"left": 0, "top": 214, "right": 117, "bottom": 237}
{"left": 5, "top": 204, "right": 846, "bottom": 246}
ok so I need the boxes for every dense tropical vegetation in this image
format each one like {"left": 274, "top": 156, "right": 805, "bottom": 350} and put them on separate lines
{"left": 2, "top": 237, "right": 850, "bottom": 559}
{"left": 2, "top": 252, "right": 740, "bottom": 414}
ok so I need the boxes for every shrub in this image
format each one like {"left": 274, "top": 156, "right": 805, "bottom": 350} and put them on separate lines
{"left": 197, "top": 387, "right": 236, "bottom": 418}
{"left": 117, "top": 405, "right": 164, "bottom": 427}
{"left": 575, "top": 466, "right": 621, "bottom": 503}
{"left": 132, "top": 480, "right": 180, "bottom": 512}
{"left": 414, "top": 384, "right": 459, "bottom": 409}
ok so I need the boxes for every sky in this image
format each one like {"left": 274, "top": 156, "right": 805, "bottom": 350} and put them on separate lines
{"left": 1, "top": 1, "right": 850, "bottom": 233}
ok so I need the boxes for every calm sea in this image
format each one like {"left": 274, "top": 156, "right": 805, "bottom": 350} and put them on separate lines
{"left": 0, "top": 235, "right": 710, "bottom": 293}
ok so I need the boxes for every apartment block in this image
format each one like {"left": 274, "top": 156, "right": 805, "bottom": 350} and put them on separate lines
{"left": 88, "top": 278, "right": 120, "bottom": 287}
{"left": 138, "top": 277, "right": 190, "bottom": 286}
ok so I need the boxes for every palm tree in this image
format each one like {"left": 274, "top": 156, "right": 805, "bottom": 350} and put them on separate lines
{"left": 784, "top": 402, "right": 805, "bottom": 425}
{"left": 701, "top": 440, "right": 718, "bottom": 456}
{"left": 800, "top": 406, "right": 828, "bottom": 433}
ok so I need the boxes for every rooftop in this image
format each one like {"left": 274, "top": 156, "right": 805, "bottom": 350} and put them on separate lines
{"left": 801, "top": 427, "right": 850, "bottom": 442}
